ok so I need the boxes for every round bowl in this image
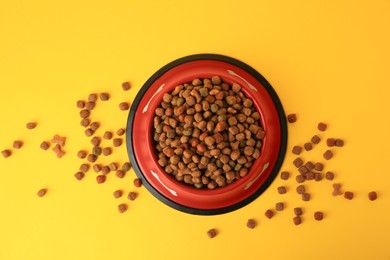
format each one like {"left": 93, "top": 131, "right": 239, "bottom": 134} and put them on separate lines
{"left": 126, "top": 54, "right": 287, "bottom": 215}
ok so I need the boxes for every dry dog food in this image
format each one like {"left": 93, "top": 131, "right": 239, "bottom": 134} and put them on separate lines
{"left": 311, "top": 135, "right": 321, "bottom": 144}
{"left": 80, "top": 118, "right": 90, "bottom": 127}
{"left": 335, "top": 139, "right": 344, "bottom": 147}
{"left": 113, "top": 138, "right": 122, "bottom": 147}
{"left": 115, "top": 170, "right": 125, "bottom": 178}
{"left": 368, "top": 191, "right": 377, "bottom": 201}
{"left": 280, "top": 171, "right": 290, "bottom": 180}
{"left": 87, "top": 154, "right": 98, "bottom": 163}
{"left": 96, "top": 175, "right": 106, "bottom": 184}
{"left": 294, "top": 207, "right": 303, "bottom": 216}
{"left": 296, "top": 185, "right": 305, "bottom": 194}
{"left": 265, "top": 209, "right": 274, "bottom": 219}
{"left": 207, "top": 229, "right": 217, "bottom": 238}
{"left": 317, "top": 122, "right": 327, "bottom": 131}
{"left": 40, "top": 141, "right": 50, "bottom": 150}
{"left": 287, "top": 114, "right": 297, "bottom": 123}
{"left": 314, "top": 211, "right": 324, "bottom": 221}
{"left": 325, "top": 171, "right": 334, "bottom": 180}
{"left": 122, "top": 162, "right": 131, "bottom": 172}
{"left": 344, "top": 191, "right": 354, "bottom": 200}
{"left": 302, "top": 193, "right": 311, "bottom": 201}
{"left": 127, "top": 192, "right": 137, "bottom": 201}
{"left": 102, "top": 147, "right": 112, "bottom": 156}
{"left": 326, "top": 138, "right": 336, "bottom": 147}
{"left": 332, "top": 183, "right": 343, "bottom": 196}
{"left": 293, "top": 216, "right": 302, "bottom": 225}
{"left": 100, "top": 93, "right": 110, "bottom": 101}
{"left": 26, "top": 122, "right": 37, "bottom": 129}
{"left": 79, "top": 163, "right": 90, "bottom": 173}
{"left": 118, "top": 203, "right": 128, "bottom": 213}
{"left": 116, "top": 128, "right": 126, "bottom": 136}
{"left": 323, "top": 150, "right": 333, "bottom": 160}
{"left": 314, "top": 172, "right": 322, "bottom": 181}
{"left": 74, "top": 171, "right": 85, "bottom": 180}
{"left": 101, "top": 166, "right": 110, "bottom": 175}
{"left": 134, "top": 178, "right": 142, "bottom": 188}
{"left": 2, "top": 149, "right": 12, "bottom": 158}
{"left": 88, "top": 93, "right": 98, "bottom": 102}
{"left": 304, "top": 142, "right": 313, "bottom": 151}
{"left": 292, "top": 145, "right": 303, "bottom": 155}
{"left": 296, "top": 174, "right": 306, "bottom": 183}
{"left": 277, "top": 186, "right": 287, "bottom": 194}
{"left": 52, "top": 144, "right": 65, "bottom": 158}
{"left": 113, "top": 190, "right": 123, "bottom": 198}
{"left": 293, "top": 157, "right": 303, "bottom": 168}
{"left": 122, "top": 81, "right": 131, "bottom": 91}
{"left": 91, "top": 136, "right": 101, "bottom": 147}
{"left": 246, "top": 219, "right": 256, "bottom": 229}
{"left": 314, "top": 162, "right": 324, "bottom": 171}
{"left": 153, "top": 77, "right": 264, "bottom": 189}
{"left": 52, "top": 135, "right": 66, "bottom": 147}
{"left": 77, "top": 150, "right": 87, "bottom": 159}
{"left": 37, "top": 188, "right": 47, "bottom": 197}
{"left": 275, "top": 202, "right": 284, "bottom": 211}
{"left": 109, "top": 163, "right": 118, "bottom": 171}
{"left": 85, "top": 101, "right": 95, "bottom": 110}
{"left": 13, "top": 140, "right": 23, "bottom": 149}
{"left": 80, "top": 109, "right": 90, "bottom": 118}
{"left": 84, "top": 128, "right": 94, "bottom": 138}
{"left": 77, "top": 100, "right": 85, "bottom": 109}
{"left": 92, "top": 147, "right": 102, "bottom": 156}
{"left": 103, "top": 131, "right": 113, "bottom": 140}
{"left": 119, "top": 102, "right": 130, "bottom": 111}
{"left": 90, "top": 122, "right": 99, "bottom": 131}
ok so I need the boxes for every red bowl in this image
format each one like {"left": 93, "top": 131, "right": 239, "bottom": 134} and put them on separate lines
{"left": 126, "top": 54, "right": 287, "bottom": 215}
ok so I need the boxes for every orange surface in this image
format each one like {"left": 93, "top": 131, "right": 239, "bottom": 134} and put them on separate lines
{"left": 1, "top": 1, "right": 390, "bottom": 260}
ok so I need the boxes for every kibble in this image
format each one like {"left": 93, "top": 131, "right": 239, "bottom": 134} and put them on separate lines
{"left": 302, "top": 193, "right": 311, "bottom": 201}
{"left": 103, "top": 131, "right": 113, "bottom": 140}
{"left": 292, "top": 145, "right": 303, "bottom": 155}
{"left": 90, "top": 136, "right": 101, "bottom": 147}
{"left": 74, "top": 172, "right": 85, "bottom": 180}
{"left": 113, "top": 138, "right": 122, "bottom": 147}
{"left": 314, "top": 172, "right": 322, "bottom": 181}
{"left": 79, "top": 163, "right": 90, "bottom": 173}
{"left": 277, "top": 186, "right": 287, "bottom": 194}
{"left": 26, "top": 122, "right": 37, "bottom": 129}
{"left": 1, "top": 149, "right": 11, "bottom": 158}
{"left": 335, "top": 139, "right": 344, "bottom": 147}
{"left": 13, "top": 140, "right": 23, "bottom": 149}
{"left": 122, "top": 81, "right": 131, "bottom": 91}
{"left": 118, "top": 203, "right": 128, "bottom": 213}
{"left": 317, "top": 122, "right": 327, "bottom": 131}
{"left": 314, "top": 211, "right": 324, "bottom": 221}
{"left": 80, "top": 118, "right": 90, "bottom": 127}
{"left": 113, "top": 190, "right": 123, "bottom": 198}
{"left": 37, "top": 188, "right": 47, "bottom": 197}
{"left": 127, "top": 192, "right": 137, "bottom": 201}
{"left": 88, "top": 93, "right": 98, "bottom": 102}
{"left": 89, "top": 122, "right": 100, "bottom": 131}
{"left": 115, "top": 170, "right": 125, "bottom": 178}
{"left": 85, "top": 101, "right": 95, "bottom": 110}
{"left": 287, "top": 114, "right": 297, "bottom": 123}
{"left": 93, "top": 164, "right": 102, "bottom": 173}
{"left": 122, "top": 162, "right": 131, "bottom": 172}
{"left": 101, "top": 166, "right": 111, "bottom": 175}
{"left": 296, "top": 185, "right": 305, "bottom": 194}
{"left": 325, "top": 171, "right": 334, "bottom": 180}
{"left": 311, "top": 135, "right": 321, "bottom": 144}
{"left": 368, "top": 191, "right": 377, "bottom": 201}
{"left": 207, "top": 229, "right": 217, "bottom": 238}
{"left": 100, "top": 92, "right": 110, "bottom": 101}
{"left": 87, "top": 154, "right": 98, "bottom": 163}
{"left": 119, "top": 102, "right": 130, "bottom": 111}
{"left": 294, "top": 207, "right": 303, "bottom": 216}
{"left": 326, "top": 138, "right": 336, "bottom": 147}
{"left": 96, "top": 175, "right": 106, "bottom": 184}
{"left": 293, "top": 157, "right": 303, "bottom": 168}
{"left": 116, "top": 128, "right": 125, "bottom": 136}
{"left": 275, "top": 202, "right": 284, "bottom": 211}
{"left": 77, "top": 150, "right": 87, "bottom": 159}
{"left": 109, "top": 162, "right": 118, "bottom": 171}
{"left": 76, "top": 100, "right": 85, "bottom": 109}
{"left": 314, "top": 162, "right": 324, "bottom": 171}
{"left": 102, "top": 147, "right": 112, "bottom": 156}
{"left": 52, "top": 135, "right": 66, "bottom": 147}
{"left": 293, "top": 216, "right": 302, "bottom": 225}
{"left": 52, "top": 144, "right": 65, "bottom": 158}
{"left": 265, "top": 209, "right": 274, "bottom": 219}
{"left": 304, "top": 142, "right": 313, "bottom": 151}
{"left": 79, "top": 109, "right": 90, "bottom": 118}
{"left": 323, "top": 150, "right": 333, "bottom": 160}
{"left": 296, "top": 174, "right": 306, "bottom": 183}
{"left": 344, "top": 191, "right": 354, "bottom": 200}
{"left": 332, "top": 183, "right": 343, "bottom": 196}
{"left": 134, "top": 178, "right": 142, "bottom": 188}
{"left": 280, "top": 171, "right": 290, "bottom": 180}
{"left": 246, "top": 219, "right": 256, "bottom": 229}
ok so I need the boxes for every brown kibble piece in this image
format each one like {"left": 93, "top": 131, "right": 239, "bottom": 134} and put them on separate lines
{"left": 51, "top": 135, "right": 66, "bottom": 147}
{"left": 77, "top": 150, "right": 87, "bottom": 159}
{"left": 91, "top": 136, "right": 101, "bottom": 147}
{"left": 119, "top": 102, "right": 130, "bottom": 111}
{"left": 332, "top": 183, "right": 343, "bottom": 196}
{"left": 89, "top": 122, "right": 99, "bottom": 131}
{"left": 311, "top": 135, "right": 321, "bottom": 144}
{"left": 265, "top": 209, "right": 274, "bottom": 219}
{"left": 118, "top": 203, "right": 128, "bottom": 213}
{"left": 116, "top": 128, "right": 125, "bottom": 136}
{"left": 280, "top": 171, "right": 290, "bottom": 180}
{"left": 52, "top": 144, "right": 65, "bottom": 158}
{"left": 368, "top": 191, "right": 377, "bottom": 201}
{"left": 76, "top": 100, "right": 85, "bottom": 109}
{"left": 296, "top": 185, "right": 305, "bottom": 194}
{"left": 37, "top": 188, "right": 47, "bottom": 197}
{"left": 293, "top": 157, "right": 303, "bottom": 168}
{"left": 122, "top": 81, "right": 131, "bottom": 91}
{"left": 109, "top": 162, "right": 118, "bottom": 171}
{"left": 96, "top": 175, "right": 106, "bottom": 184}
{"left": 113, "top": 190, "right": 123, "bottom": 198}
{"left": 1, "top": 150, "right": 11, "bottom": 158}
{"left": 325, "top": 171, "right": 334, "bottom": 180}
{"left": 122, "top": 162, "right": 131, "bottom": 172}
{"left": 79, "top": 163, "right": 90, "bottom": 173}
{"left": 302, "top": 193, "right": 311, "bottom": 201}
{"left": 88, "top": 93, "right": 98, "bottom": 102}
{"left": 323, "top": 150, "right": 333, "bottom": 160}
{"left": 314, "top": 211, "right": 324, "bottom": 221}
{"left": 207, "top": 229, "right": 217, "bottom": 238}
{"left": 13, "top": 140, "right": 23, "bottom": 149}
{"left": 115, "top": 170, "right": 125, "bottom": 178}
{"left": 102, "top": 147, "right": 112, "bottom": 156}
{"left": 314, "top": 162, "right": 324, "bottom": 171}
{"left": 287, "top": 114, "right": 297, "bottom": 123}
{"left": 40, "top": 141, "right": 50, "bottom": 150}
{"left": 100, "top": 92, "right": 110, "bottom": 101}
{"left": 304, "top": 142, "right": 313, "bottom": 151}
{"left": 277, "top": 186, "right": 287, "bottom": 194}
{"left": 80, "top": 118, "right": 90, "bottom": 128}
{"left": 314, "top": 172, "right": 322, "bottom": 181}
{"left": 26, "top": 122, "right": 37, "bottom": 129}
{"left": 87, "top": 154, "right": 98, "bottom": 163}
{"left": 127, "top": 192, "right": 137, "bottom": 201}
{"left": 74, "top": 172, "right": 85, "bottom": 180}
{"left": 134, "top": 178, "right": 142, "bottom": 188}
{"left": 318, "top": 122, "right": 327, "bottom": 131}
{"left": 326, "top": 138, "right": 336, "bottom": 147}
{"left": 103, "top": 131, "right": 113, "bottom": 140}
{"left": 85, "top": 101, "right": 95, "bottom": 110}
{"left": 80, "top": 109, "right": 90, "bottom": 118}
{"left": 292, "top": 146, "right": 303, "bottom": 155}
{"left": 335, "top": 139, "right": 344, "bottom": 147}
{"left": 294, "top": 207, "right": 303, "bottom": 216}
{"left": 101, "top": 166, "right": 110, "bottom": 175}
{"left": 275, "top": 202, "right": 284, "bottom": 211}
{"left": 113, "top": 138, "right": 122, "bottom": 147}
{"left": 93, "top": 164, "right": 102, "bottom": 173}
{"left": 296, "top": 174, "right": 306, "bottom": 183}
{"left": 344, "top": 191, "right": 354, "bottom": 200}
{"left": 293, "top": 216, "right": 302, "bottom": 225}
{"left": 246, "top": 219, "right": 256, "bottom": 229}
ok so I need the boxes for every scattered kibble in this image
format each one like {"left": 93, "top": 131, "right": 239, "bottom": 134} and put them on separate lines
{"left": 265, "top": 209, "right": 274, "bottom": 219}
{"left": 113, "top": 190, "right": 123, "bottom": 198}
{"left": 368, "top": 191, "right": 377, "bottom": 201}
{"left": 80, "top": 109, "right": 90, "bottom": 118}
{"left": 96, "top": 175, "right": 106, "bottom": 184}
{"left": 293, "top": 157, "right": 303, "bottom": 168}
{"left": 304, "top": 142, "right": 313, "bottom": 151}
{"left": 13, "top": 140, "right": 23, "bottom": 149}
{"left": 314, "top": 162, "right": 324, "bottom": 171}
{"left": 79, "top": 163, "right": 90, "bottom": 173}
{"left": 93, "top": 164, "right": 102, "bottom": 173}
{"left": 317, "top": 122, "right": 327, "bottom": 131}
{"left": 314, "top": 172, "right": 322, "bottom": 181}
{"left": 294, "top": 207, "right": 303, "bottom": 216}
{"left": 74, "top": 172, "right": 85, "bottom": 180}
{"left": 119, "top": 102, "right": 130, "bottom": 111}
{"left": 293, "top": 216, "right": 302, "bottom": 225}
{"left": 1, "top": 149, "right": 12, "bottom": 158}
{"left": 296, "top": 175, "right": 306, "bottom": 183}
{"left": 84, "top": 128, "right": 94, "bottom": 137}
{"left": 76, "top": 100, "right": 85, "bottom": 109}
{"left": 85, "top": 101, "right": 95, "bottom": 110}
{"left": 92, "top": 147, "right": 102, "bottom": 156}
{"left": 311, "top": 135, "right": 321, "bottom": 144}
{"left": 326, "top": 138, "right": 336, "bottom": 147}
{"left": 287, "top": 114, "right": 297, "bottom": 123}
{"left": 40, "top": 141, "right": 50, "bottom": 150}
{"left": 246, "top": 219, "right": 256, "bottom": 229}
{"left": 325, "top": 171, "right": 335, "bottom": 180}
{"left": 77, "top": 150, "right": 87, "bottom": 159}
{"left": 122, "top": 162, "right": 131, "bottom": 172}
{"left": 87, "top": 154, "right": 98, "bottom": 163}
{"left": 89, "top": 122, "right": 100, "bottom": 131}
{"left": 277, "top": 186, "right": 287, "bottom": 194}
{"left": 52, "top": 144, "right": 65, "bottom": 158}
{"left": 80, "top": 118, "right": 90, "bottom": 127}
{"left": 134, "top": 178, "right": 142, "bottom": 188}
{"left": 26, "top": 122, "right": 37, "bottom": 129}
{"left": 207, "top": 229, "right": 217, "bottom": 238}
{"left": 344, "top": 191, "right": 354, "bottom": 200}
{"left": 103, "top": 131, "right": 113, "bottom": 140}
{"left": 88, "top": 93, "right": 98, "bottom": 102}
{"left": 100, "top": 92, "right": 110, "bottom": 101}
{"left": 275, "top": 202, "right": 284, "bottom": 211}
{"left": 332, "top": 183, "right": 343, "bottom": 196}
{"left": 292, "top": 145, "right": 303, "bottom": 155}
{"left": 109, "top": 162, "right": 118, "bottom": 171}
{"left": 280, "top": 171, "right": 290, "bottom": 180}
{"left": 323, "top": 150, "right": 333, "bottom": 160}
{"left": 113, "top": 138, "right": 122, "bottom": 147}
{"left": 91, "top": 136, "right": 101, "bottom": 147}
{"left": 37, "top": 188, "right": 47, "bottom": 197}
{"left": 335, "top": 139, "right": 344, "bottom": 147}
{"left": 296, "top": 185, "right": 305, "bottom": 194}
{"left": 115, "top": 170, "right": 125, "bottom": 178}
{"left": 122, "top": 81, "right": 131, "bottom": 91}
{"left": 127, "top": 192, "right": 137, "bottom": 201}
{"left": 101, "top": 166, "right": 111, "bottom": 175}
{"left": 118, "top": 203, "right": 128, "bottom": 213}
{"left": 116, "top": 128, "right": 125, "bottom": 136}
{"left": 302, "top": 193, "right": 311, "bottom": 201}
{"left": 102, "top": 147, "right": 112, "bottom": 156}
{"left": 314, "top": 211, "right": 324, "bottom": 221}
{"left": 52, "top": 135, "right": 66, "bottom": 147}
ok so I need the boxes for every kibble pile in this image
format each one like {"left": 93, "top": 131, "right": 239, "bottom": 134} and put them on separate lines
{"left": 153, "top": 76, "right": 265, "bottom": 189}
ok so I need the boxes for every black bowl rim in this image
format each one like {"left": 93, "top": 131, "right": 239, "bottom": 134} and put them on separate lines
{"left": 126, "top": 53, "right": 288, "bottom": 215}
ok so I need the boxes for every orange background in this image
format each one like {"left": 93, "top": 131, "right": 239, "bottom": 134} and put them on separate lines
{"left": 1, "top": 1, "right": 389, "bottom": 259}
